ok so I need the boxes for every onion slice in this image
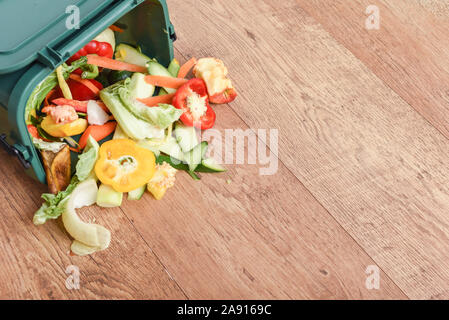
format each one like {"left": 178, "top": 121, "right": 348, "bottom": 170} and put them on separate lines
{"left": 87, "top": 100, "right": 109, "bottom": 126}
{"left": 62, "top": 179, "right": 111, "bottom": 255}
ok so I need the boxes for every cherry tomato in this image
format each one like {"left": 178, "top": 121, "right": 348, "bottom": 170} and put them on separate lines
{"left": 84, "top": 40, "right": 99, "bottom": 54}
{"left": 97, "top": 42, "right": 114, "bottom": 58}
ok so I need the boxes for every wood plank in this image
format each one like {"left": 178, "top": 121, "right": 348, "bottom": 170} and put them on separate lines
{"left": 0, "top": 149, "right": 186, "bottom": 299}
{"left": 118, "top": 54, "right": 406, "bottom": 298}
{"left": 167, "top": 0, "right": 449, "bottom": 299}
{"left": 295, "top": 0, "right": 449, "bottom": 139}
{"left": 0, "top": 107, "right": 405, "bottom": 299}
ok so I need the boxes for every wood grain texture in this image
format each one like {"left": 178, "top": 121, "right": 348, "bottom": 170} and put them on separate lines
{"left": 296, "top": 0, "right": 449, "bottom": 139}
{"left": 0, "top": 149, "right": 186, "bottom": 299}
{"left": 2, "top": 0, "right": 449, "bottom": 300}
{"left": 0, "top": 78, "right": 406, "bottom": 299}
{"left": 167, "top": 0, "right": 449, "bottom": 299}
{"left": 118, "top": 79, "right": 406, "bottom": 299}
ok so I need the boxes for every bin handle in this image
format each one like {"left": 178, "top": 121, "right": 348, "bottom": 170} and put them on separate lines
{"left": 0, "top": 134, "right": 31, "bottom": 169}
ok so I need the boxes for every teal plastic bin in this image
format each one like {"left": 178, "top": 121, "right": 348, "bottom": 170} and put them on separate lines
{"left": 0, "top": 0, "right": 176, "bottom": 184}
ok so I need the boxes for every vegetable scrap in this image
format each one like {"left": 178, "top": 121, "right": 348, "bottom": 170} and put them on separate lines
{"left": 26, "top": 27, "right": 237, "bottom": 256}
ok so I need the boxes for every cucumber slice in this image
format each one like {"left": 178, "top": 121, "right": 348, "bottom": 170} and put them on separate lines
{"left": 146, "top": 59, "right": 176, "bottom": 94}
{"left": 158, "top": 136, "right": 185, "bottom": 161}
{"left": 201, "top": 158, "right": 226, "bottom": 172}
{"left": 129, "top": 72, "right": 155, "bottom": 99}
{"left": 96, "top": 184, "right": 123, "bottom": 208}
{"left": 174, "top": 121, "right": 198, "bottom": 153}
{"left": 184, "top": 141, "right": 208, "bottom": 172}
{"left": 137, "top": 140, "right": 161, "bottom": 157}
{"left": 128, "top": 185, "right": 146, "bottom": 201}
{"left": 158, "top": 88, "right": 169, "bottom": 96}
{"left": 115, "top": 43, "right": 151, "bottom": 67}
{"left": 108, "top": 70, "right": 133, "bottom": 84}
{"left": 168, "top": 59, "right": 180, "bottom": 77}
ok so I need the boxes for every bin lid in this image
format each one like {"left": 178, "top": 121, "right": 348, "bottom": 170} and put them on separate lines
{"left": 0, "top": 0, "right": 116, "bottom": 74}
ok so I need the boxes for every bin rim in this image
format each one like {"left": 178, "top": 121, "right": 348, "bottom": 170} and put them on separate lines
{"left": 0, "top": 0, "right": 147, "bottom": 75}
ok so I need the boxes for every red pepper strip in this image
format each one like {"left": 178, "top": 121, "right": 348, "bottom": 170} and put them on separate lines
{"left": 144, "top": 75, "right": 188, "bottom": 89}
{"left": 78, "top": 121, "right": 117, "bottom": 150}
{"left": 69, "top": 74, "right": 100, "bottom": 96}
{"left": 209, "top": 87, "right": 238, "bottom": 104}
{"left": 27, "top": 125, "right": 40, "bottom": 139}
{"left": 59, "top": 78, "right": 103, "bottom": 101}
{"left": 178, "top": 57, "right": 197, "bottom": 78}
{"left": 172, "top": 78, "right": 216, "bottom": 130}
{"left": 137, "top": 93, "right": 175, "bottom": 107}
{"left": 52, "top": 98, "right": 109, "bottom": 114}
{"left": 52, "top": 98, "right": 88, "bottom": 113}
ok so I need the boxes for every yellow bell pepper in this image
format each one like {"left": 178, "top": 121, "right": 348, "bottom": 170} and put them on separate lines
{"left": 41, "top": 116, "right": 88, "bottom": 138}
{"left": 95, "top": 139, "right": 156, "bottom": 192}
{"left": 147, "top": 162, "right": 177, "bottom": 200}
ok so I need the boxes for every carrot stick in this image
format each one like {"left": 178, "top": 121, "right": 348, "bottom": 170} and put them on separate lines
{"left": 137, "top": 93, "right": 175, "bottom": 106}
{"left": 109, "top": 25, "right": 124, "bottom": 33}
{"left": 144, "top": 75, "right": 188, "bottom": 89}
{"left": 78, "top": 121, "right": 117, "bottom": 150}
{"left": 178, "top": 57, "right": 197, "bottom": 78}
{"left": 96, "top": 101, "right": 110, "bottom": 114}
{"left": 86, "top": 55, "right": 147, "bottom": 73}
{"left": 69, "top": 74, "right": 100, "bottom": 96}
{"left": 53, "top": 98, "right": 109, "bottom": 114}
{"left": 44, "top": 89, "right": 56, "bottom": 107}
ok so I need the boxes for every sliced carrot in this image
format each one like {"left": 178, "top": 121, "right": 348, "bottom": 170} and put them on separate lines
{"left": 53, "top": 98, "right": 109, "bottom": 114}
{"left": 86, "top": 55, "right": 147, "bottom": 73}
{"left": 78, "top": 121, "right": 117, "bottom": 150}
{"left": 144, "top": 75, "right": 188, "bottom": 89}
{"left": 69, "top": 147, "right": 81, "bottom": 153}
{"left": 178, "top": 57, "right": 197, "bottom": 78}
{"left": 69, "top": 74, "right": 100, "bottom": 96}
{"left": 109, "top": 25, "right": 124, "bottom": 33}
{"left": 137, "top": 93, "right": 175, "bottom": 106}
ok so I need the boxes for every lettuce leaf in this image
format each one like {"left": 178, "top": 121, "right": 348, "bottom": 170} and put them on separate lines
{"left": 142, "top": 103, "right": 183, "bottom": 129}
{"left": 100, "top": 83, "right": 165, "bottom": 140}
{"left": 117, "top": 85, "right": 182, "bottom": 129}
{"left": 100, "top": 80, "right": 181, "bottom": 141}
{"left": 33, "top": 176, "right": 79, "bottom": 225}
{"left": 76, "top": 136, "right": 99, "bottom": 181}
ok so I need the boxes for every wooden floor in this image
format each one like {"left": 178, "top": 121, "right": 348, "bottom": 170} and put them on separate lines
{"left": 2, "top": 0, "right": 449, "bottom": 299}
